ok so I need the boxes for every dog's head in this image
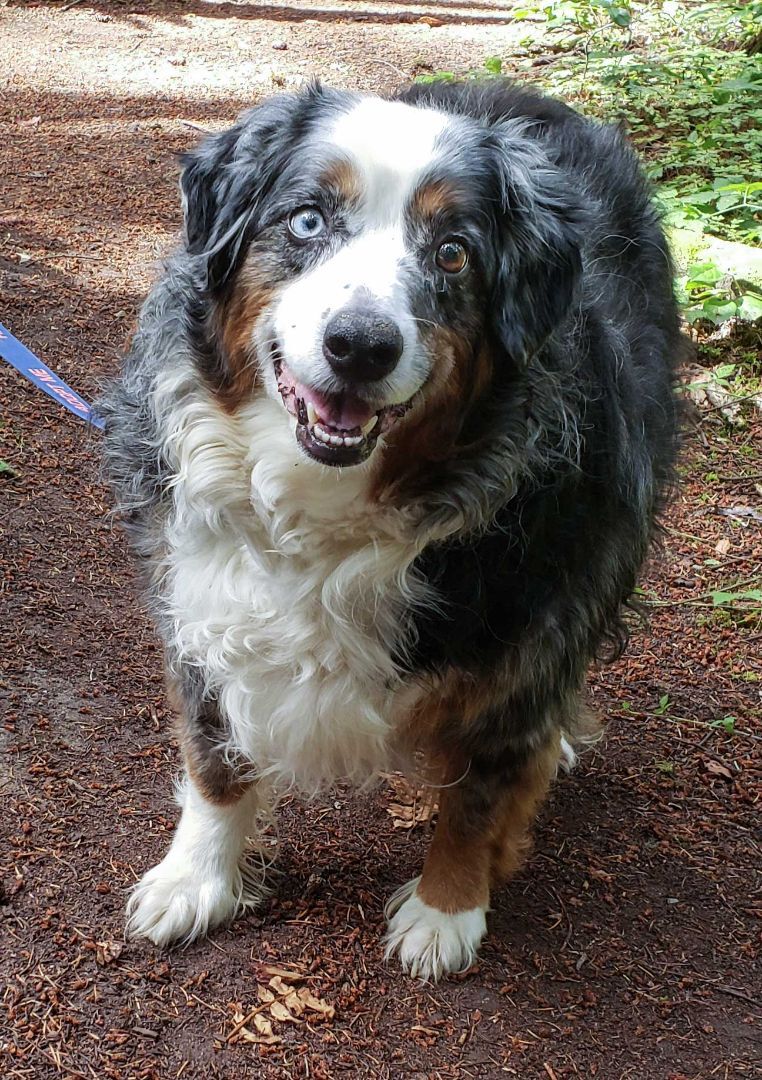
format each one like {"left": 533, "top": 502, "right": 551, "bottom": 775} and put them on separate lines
{"left": 181, "top": 83, "right": 583, "bottom": 468}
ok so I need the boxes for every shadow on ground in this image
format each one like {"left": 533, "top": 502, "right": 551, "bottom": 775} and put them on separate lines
{"left": 14, "top": 0, "right": 518, "bottom": 28}
{"left": 1, "top": 26, "right": 759, "bottom": 1080}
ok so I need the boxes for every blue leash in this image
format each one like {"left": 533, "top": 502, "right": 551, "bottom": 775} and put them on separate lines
{"left": 0, "top": 320, "right": 104, "bottom": 430}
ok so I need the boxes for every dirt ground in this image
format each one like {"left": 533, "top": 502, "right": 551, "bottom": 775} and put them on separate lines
{"left": 1, "top": 3, "right": 760, "bottom": 1078}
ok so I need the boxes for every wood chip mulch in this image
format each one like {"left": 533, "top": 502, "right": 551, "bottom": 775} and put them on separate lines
{"left": 1, "top": 3, "right": 759, "bottom": 1078}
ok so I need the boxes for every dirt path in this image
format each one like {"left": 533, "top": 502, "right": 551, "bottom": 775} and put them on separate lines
{"left": 1, "top": 3, "right": 760, "bottom": 1078}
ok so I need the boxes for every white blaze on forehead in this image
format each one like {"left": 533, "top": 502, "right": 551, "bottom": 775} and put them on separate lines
{"left": 329, "top": 98, "right": 451, "bottom": 221}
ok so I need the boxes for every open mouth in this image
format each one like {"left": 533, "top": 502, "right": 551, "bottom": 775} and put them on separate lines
{"left": 274, "top": 354, "right": 412, "bottom": 467}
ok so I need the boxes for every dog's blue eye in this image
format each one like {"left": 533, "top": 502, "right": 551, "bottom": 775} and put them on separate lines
{"left": 288, "top": 207, "right": 326, "bottom": 240}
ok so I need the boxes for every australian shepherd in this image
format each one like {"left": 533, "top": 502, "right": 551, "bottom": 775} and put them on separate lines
{"left": 101, "top": 80, "right": 680, "bottom": 980}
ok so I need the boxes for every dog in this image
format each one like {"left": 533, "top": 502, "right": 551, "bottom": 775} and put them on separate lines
{"left": 100, "top": 79, "right": 680, "bottom": 981}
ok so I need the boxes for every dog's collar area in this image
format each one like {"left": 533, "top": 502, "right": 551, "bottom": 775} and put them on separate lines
{"left": 274, "top": 354, "right": 412, "bottom": 467}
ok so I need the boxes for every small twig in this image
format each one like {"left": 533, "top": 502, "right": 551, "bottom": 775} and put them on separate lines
{"left": 61, "top": 0, "right": 85, "bottom": 10}
{"left": 41, "top": 250, "right": 103, "bottom": 262}
{"left": 665, "top": 527, "right": 714, "bottom": 545}
{"left": 365, "top": 57, "right": 409, "bottom": 81}
{"left": 225, "top": 1002, "right": 270, "bottom": 1043}
{"left": 181, "top": 120, "right": 213, "bottom": 134}
{"left": 700, "top": 391, "right": 762, "bottom": 417}
{"left": 713, "top": 985, "right": 759, "bottom": 1008}
{"left": 643, "top": 597, "right": 716, "bottom": 609}
{"left": 616, "top": 710, "right": 762, "bottom": 744}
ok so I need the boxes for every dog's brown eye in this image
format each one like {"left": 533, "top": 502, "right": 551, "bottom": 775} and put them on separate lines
{"left": 435, "top": 240, "right": 468, "bottom": 274}
{"left": 288, "top": 207, "right": 326, "bottom": 240}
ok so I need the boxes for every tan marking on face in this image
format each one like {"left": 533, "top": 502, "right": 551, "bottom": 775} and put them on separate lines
{"left": 410, "top": 178, "right": 457, "bottom": 221}
{"left": 215, "top": 262, "right": 275, "bottom": 412}
{"left": 320, "top": 157, "right": 362, "bottom": 206}
{"left": 370, "top": 330, "right": 493, "bottom": 502}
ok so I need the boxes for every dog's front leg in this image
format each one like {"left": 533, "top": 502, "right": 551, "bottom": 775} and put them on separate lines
{"left": 385, "top": 735, "right": 561, "bottom": 981}
{"left": 126, "top": 686, "right": 267, "bottom": 947}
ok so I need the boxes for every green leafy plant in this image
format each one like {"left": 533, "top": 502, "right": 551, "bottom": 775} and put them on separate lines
{"left": 658, "top": 181, "right": 762, "bottom": 248}
{"left": 653, "top": 693, "right": 672, "bottom": 716}
{"left": 709, "top": 716, "right": 737, "bottom": 734}
{"left": 525, "top": 0, "right": 633, "bottom": 30}
{"left": 711, "top": 588, "right": 762, "bottom": 607}
{"left": 512, "top": 2, "right": 762, "bottom": 249}
{"left": 417, "top": 4, "right": 762, "bottom": 326}
{"left": 677, "top": 261, "right": 762, "bottom": 325}
{"left": 415, "top": 69, "right": 456, "bottom": 84}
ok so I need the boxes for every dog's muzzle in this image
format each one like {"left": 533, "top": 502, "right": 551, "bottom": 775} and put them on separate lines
{"left": 274, "top": 310, "right": 416, "bottom": 467}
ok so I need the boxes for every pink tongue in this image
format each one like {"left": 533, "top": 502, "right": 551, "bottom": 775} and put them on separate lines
{"left": 297, "top": 382, "right": 376, "bottom": 431}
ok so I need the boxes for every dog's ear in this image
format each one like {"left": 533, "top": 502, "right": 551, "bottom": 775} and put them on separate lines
{"left": 489, "top": 124, "right": 584, "bottom": 365}
{"left": 179, "top": 127, "right": 240, "bottom": 258}
{"left": 179, "top": 124, "right": 240, "bottom": 261}
{"left": 179, "top": 119, "right": 265, "bottom": 293}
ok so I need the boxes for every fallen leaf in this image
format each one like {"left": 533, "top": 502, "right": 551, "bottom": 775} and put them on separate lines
{"left": 270, "top": 999, "right": 301, "bottom": 1023}
{"left": 257, "top": 985, "right": 276, "bottom": 1004}
{"left": 268, "top": 975, "right": 294, "bottom": 996}
{"left": 283, "top": 990, "right": 306, "bottom": 1016}
{"left": 714, "top": 537, "right": 731, "bottom": 555}
{"left": 383, "top": 773, "right": 437, "bottom": 830}
{"left": 95, "top": 940, "right": 124, "bottom": 966}
{"left": 230, "top": 1005, "right": 283, "bottom": 1045}
{"left": 259, "top": 964, "right": 306, "bottom": 982}
{"left": 704, "top": 760, "right": 734, "bottom": 781}
{"left": 253, "top": 1013, "right": 275, "bottom": 1037}
{"left": 297, "top": 986, "right": 335, "bottom": 1019}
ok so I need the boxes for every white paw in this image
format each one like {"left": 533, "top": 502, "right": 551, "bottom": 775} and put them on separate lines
{"left": 125, "top": 777, "right": 268, "bottom": 947}
{"left": 384, "top": 877, "right": 487, "bottom": 982}
{"left": 559, "top": 734, "right": 577, "bottom": 772}
{"left": 126, "top": 851, "right": 264, "bottom": 947}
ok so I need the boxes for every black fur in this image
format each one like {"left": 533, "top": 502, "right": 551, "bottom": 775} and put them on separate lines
{"left": 102, "top": 78, "right": 681, "bottom": 781}
{"left": 98, "top": 79, "right": 683, "bottom": 960}
{"left": 382, "top": 82, "right": 680, "bottom": 767}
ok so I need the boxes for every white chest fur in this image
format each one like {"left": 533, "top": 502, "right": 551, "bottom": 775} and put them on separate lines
{"left": 158, "top": 379, "right": 429, "bottom": 791}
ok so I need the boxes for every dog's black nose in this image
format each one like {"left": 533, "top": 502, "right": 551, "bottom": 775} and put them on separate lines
{"left": 323, "top": 309, "right": 403, "bottom": 382}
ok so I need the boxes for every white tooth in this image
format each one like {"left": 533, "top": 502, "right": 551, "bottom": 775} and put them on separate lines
{"left": 328, "top": 434, "right": 343, "bottom": 446}
{"left": 361, "top": 416, "right": 378, "bottom": 436}
{"left": 314, "top": 424, "right": 332, "bottom": 445}
{"left": 343, "top": 435, "right": 362, "bottom": 447}
{"left": 306, "top": 402, "right": 318, "bottom": 426}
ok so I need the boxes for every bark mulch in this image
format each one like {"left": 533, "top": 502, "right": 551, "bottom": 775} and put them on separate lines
{"left": 1, "top": 3, "right": 760, "bottom": 1078}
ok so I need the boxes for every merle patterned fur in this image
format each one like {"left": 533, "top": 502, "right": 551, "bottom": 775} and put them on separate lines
{"left": 100, "top": 78, "right": 681, "bottom": 796}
